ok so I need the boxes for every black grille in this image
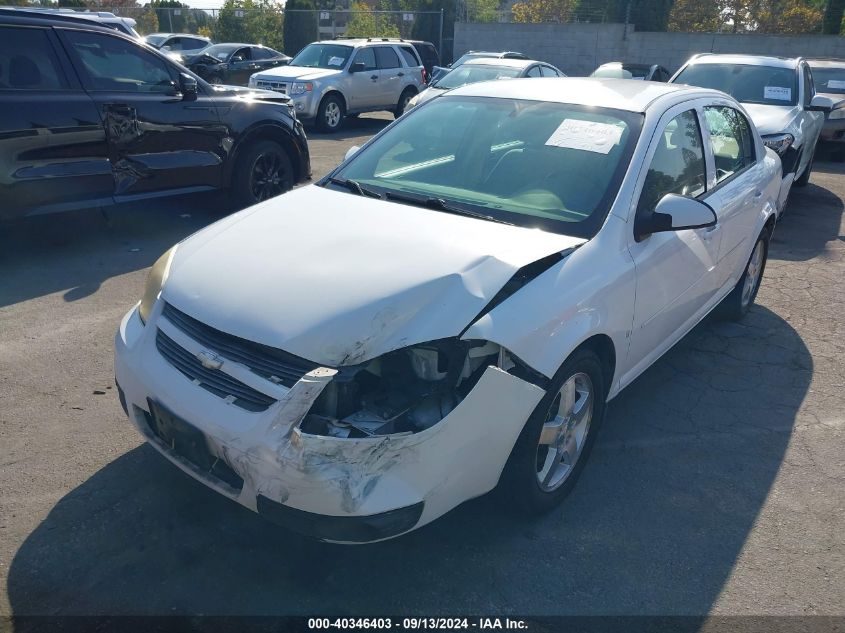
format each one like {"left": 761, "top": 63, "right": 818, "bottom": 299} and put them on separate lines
{"left": 162, "top": 303, "right": 317, "bottom": 387}
{"left": 156, "top": 329, "right": 276, "bottom": 412}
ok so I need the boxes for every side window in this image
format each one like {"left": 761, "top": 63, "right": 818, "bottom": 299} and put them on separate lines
{"left": 541, "top": 65, "right": 559, "bottom": 77}
{"left": 375, "top": 46, "right": 400, "bottom": 70}
{"left": 703, "top": 106, "right": 755, "bottom": 184}
{"left": 64, "top": 30, "right": 175, "bottom": 93}
{"left": 802, "top": 64, "right": 814, "bottom": 106}
{"left": 252, "top": 47, "right": 276, "bottom": 60}
{"left": 637, "top": 109, "right": 706, "bottom": 216}
{"left": 526, "top": 65, "right": 542, "bottom": 78}
{"left": 166, "top": 37, "right": 182, "bottom": 51}
{"left": 232, "top": 47, "right": 251, "bottom": 62}
{"left": 398, "top": 46, "right": 419, "bottom": 68}
{"left": 0, "top": 26, "right": 68, "bottom": 90}
{"left": 352, "top": 47, "right": 376, "bottom": 71}
{"left": 184, "top": 38, "right": 207, "bottom": 51}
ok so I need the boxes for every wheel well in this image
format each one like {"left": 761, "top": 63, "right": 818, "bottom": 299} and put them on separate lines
{"left": 574, "top": 334, "right": 616, "bottom": 396}
{"left": 401, "top": 85, "right": 418, "bottom": 96}
{"left": 320, "top": 90, "right": 346, "bottom": 112}
{"left": 764, "top": 214, "right": 776, "bottom": 237}
{"left": 230, "top": 126, "right": 305, "bottom": 183}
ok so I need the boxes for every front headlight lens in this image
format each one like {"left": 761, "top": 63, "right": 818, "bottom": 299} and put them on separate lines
{"left": 138, "top": 246, "right": 177, "bottom": 325}
{"left": 762, "top": 133, "right": 795, "bottom": 156}
{"left": 289, "top": 82, "right": 313, "bottom": 96}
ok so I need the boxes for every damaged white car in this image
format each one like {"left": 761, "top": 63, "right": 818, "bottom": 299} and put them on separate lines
{"left": 115, "top": 78, "right": 780, "bottom": 543}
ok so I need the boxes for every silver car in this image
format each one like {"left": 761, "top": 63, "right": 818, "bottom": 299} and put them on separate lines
{"left": 407, "top": 57, "right": 565, "bottom": 110}
{"left": 808, "top": 58, "right": 845, "bottom": 155}
{"left": 671, "top": 54, "right": 841, "bottom": 213}
{"left": 249, "top": 39, "right": 426, "bottom": 132}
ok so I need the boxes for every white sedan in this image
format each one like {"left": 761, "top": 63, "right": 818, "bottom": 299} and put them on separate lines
{"left": 115, "top": 78, "right": 781, "bottom": 543}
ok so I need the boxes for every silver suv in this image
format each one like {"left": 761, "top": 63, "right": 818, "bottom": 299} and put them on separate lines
{"left": 248, "top": 38, "right": 425, "bottom": 132}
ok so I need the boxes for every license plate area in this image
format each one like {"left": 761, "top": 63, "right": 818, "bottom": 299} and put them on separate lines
{"left": 145, "top": 399, "right": 244, "bottom": 491}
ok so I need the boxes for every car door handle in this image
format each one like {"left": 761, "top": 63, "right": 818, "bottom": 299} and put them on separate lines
{"left": 370, "top": 75, "right": 378, "bottom": 81}
{"left": 397, "top": 72, "right": 404, "bottom": 77}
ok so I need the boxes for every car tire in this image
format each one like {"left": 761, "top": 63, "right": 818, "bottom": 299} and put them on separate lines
{"left": 317, "top": 94, "right": 345, "bottom": 133}
{"left": 717, "top": 228, "right": 770, "bottom": 321}
{"left": 232, "top": 140, "right": 294, "bottom": 207}
{"left": 394, "top": 88, "right": 417, "bottom": 119}
{"left": 499, "top": 348, "right": 606, "bottom": 514}
{"left": 793, "top": 148, "right": 814, "bottom": 187}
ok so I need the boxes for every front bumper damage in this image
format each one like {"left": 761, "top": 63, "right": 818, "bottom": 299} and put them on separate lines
{"left": 114, "top": 304, "right": 545, "bottom": 543}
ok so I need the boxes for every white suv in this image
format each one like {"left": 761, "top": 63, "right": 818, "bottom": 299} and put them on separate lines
{"left": 672, "top": 54, "right": 840, "bottom": 212}
{"left": 249, "top": 38, "right": 426, "bottom": 132}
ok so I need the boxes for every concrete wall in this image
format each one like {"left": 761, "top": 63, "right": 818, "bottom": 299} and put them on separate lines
{"left": 454, "top": 22, "right": 845, "bottom": 76}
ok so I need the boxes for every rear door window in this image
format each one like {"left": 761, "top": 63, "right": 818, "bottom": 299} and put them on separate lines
{"left": 703, "top": 106, "right": 756, "bottom": 184}
{"left": 398, "top": 46, "right": 419, "bottom": 68}
{"left": 0, "top": 26, "right": 69, "bottom": 90}
{"left": 375, "top": 46, "right": 400, "bottom": 70}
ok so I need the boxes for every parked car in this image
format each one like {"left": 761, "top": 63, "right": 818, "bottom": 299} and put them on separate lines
{"left": 0, "top": 6, "right": 139, "bottom": 37}
{"left": 430, "top": 50, "right": 528, "bottom": 83}
{"left": 807, "top": 58, "right": 845, "bottom": 158}
{"left": 144, "top": 32, "right": 211, "bottom": 55}
{"left": 671, "top": 53, "right": 841, "bottom": 212}
{"left": 116, "top": 77, "right": 780, "bottom": 543}
{"left": 0, "top": 10, "right": 310, "bottom": 220}
{"left": 406, "top": 39, "right": 440, "bottom": 81}
{"left": 184, "top": 43, "right": 290, "bottom": 86}
{"left": 407, "top": 57, "right": 565, "bottom": 110}
{"left": 248, "top": 38, "right": 426, "bottom": 132}
{"left": 591, "top": 62, "right": 670, "bottom": 82}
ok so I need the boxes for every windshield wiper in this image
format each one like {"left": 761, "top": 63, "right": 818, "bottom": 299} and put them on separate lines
{"left": 384, "top": 191, "right": 514, "bottom": 226}
{"left": 327, "top": 177, "right": 382, "bottom": 199}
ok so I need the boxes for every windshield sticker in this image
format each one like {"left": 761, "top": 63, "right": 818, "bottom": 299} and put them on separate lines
{"left": 545, "top": 119, "right": 624, "bottom": 154}
{"left": 827, "top": 79, "right": 845, "bottom": 90}
{"left": 328, "top": 56, "right": 344, "bottom": 66}
{"left": 764, "top": 86, "right": 791, "bottom": 101}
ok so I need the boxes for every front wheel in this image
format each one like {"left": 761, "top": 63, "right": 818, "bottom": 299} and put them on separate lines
{"left": 232, "top": 140, "right": 294, "bottom": 207}
{"left": 717, "top": 229, "right": 769, "bottom": 321}
{"left": 317, "top": 94, "right": 345, "bottom": 133}
{"left": 500, "top": 348, "right": 606, "bottom": 514}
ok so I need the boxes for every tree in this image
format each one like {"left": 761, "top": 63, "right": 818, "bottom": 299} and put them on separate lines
{"left": 58, "top": 0, "right": 89, "bottom": 7}
{"left": 135, "top": 5, "right": 160, "bottom": 33}
{"left": 822, "top": 0, "right": 845, "bottom": 33}
{"left": 345, "top": 1, "right": 400, "bottom": 37}
{"left": 512, "top": 0, "right": 576, "bottom": 23}
{"left": 283, "top": 0, "right": 317, "bottom": 56}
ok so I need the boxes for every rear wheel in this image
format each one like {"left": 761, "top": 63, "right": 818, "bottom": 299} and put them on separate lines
{"left": 232, "top": 140, "right": 294, "bottom": 207}
{"left": 317, "top": 94, "right": 345, "bottom": 133}
{"left": 394, "top": 88, "right": 416, "bottom": 119}
{"left": 718, "top": 229, "right": 769, "bottom": 321}
{"left": 500, "top": 348, "right": 606, "bottom": 514}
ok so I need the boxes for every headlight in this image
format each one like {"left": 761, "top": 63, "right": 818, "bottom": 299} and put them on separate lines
{"left": 762, "top": 133, "right": 795, "bottom": 156}
{"left": 406, "top": 94, "right": 420, "bottom": 109}
{"left": 829, "top": 108, "right": 845, "bottom": 120}
{"left": 289, "top": 82, "right": 313, "bottom": 96}
{"left": 138, "top": 246, "right": 177, "bottom": 325}
{"left": 299, "top": 339, "right": 508, "bottom": 438}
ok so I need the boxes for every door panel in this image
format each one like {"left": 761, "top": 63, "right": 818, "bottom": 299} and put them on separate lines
{"left": 348, "top": 47, "right": 379, "bottom": 109}
{"left": 61, "top": 29, "right": 227, "bottom": 198}
{"left": 0, "top": 26, "right": 111, "bottom": 218}
{"left": 375, "top": 46, "right": 403, "bottom": 107}
{"left": 625, "top": 106, "right": 721, "bottom": 379}
{"left": 227, "top": 47, "right": 255, "bottom": 85}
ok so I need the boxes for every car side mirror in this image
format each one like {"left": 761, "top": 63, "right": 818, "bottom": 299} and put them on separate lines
{"left": 349, "top": 61, "right": 366, "bottom": 73}
{"left": 808, "top": 94, "right": 843, "bottom": 112}
{"left": 635, "top": 193, "right": 716, "bottom": 241}
{"left": 180, "top": 73, "right": 198, "bottom": 100}
{"left": 345, "top": 145, "right": 360, "bottom": 161}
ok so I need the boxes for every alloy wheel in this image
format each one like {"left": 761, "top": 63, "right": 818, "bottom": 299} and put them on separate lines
{"left": 741, "top": 240, "right": 765, "bottom": 308}
{"left": 324, "top": 101, "right": 342, "bottom": 129}
{"left": 249, "top": 151, "right": 287, "bottom": 202}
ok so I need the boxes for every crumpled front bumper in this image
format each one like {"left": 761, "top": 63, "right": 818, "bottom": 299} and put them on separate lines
{"left": 114, "top": 303, "right": 545, "bottom": 543}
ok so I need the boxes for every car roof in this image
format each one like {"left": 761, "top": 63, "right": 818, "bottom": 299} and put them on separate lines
{"left": 446, "top": 77, "right": 719, "bottom": 112}
{"left": 0, "top": 7, "right": 131, "bottom": 32}
{"left": 147, "top": 32, "right": 210, "bottom": 39}
{"left": 807, "top": 58, "right": 845, "bottom": 68}
{"left": 686, "top": 53, "right": 800, "bottom": 69}
{"left": 462, "top": 57, "right": 537, "bottom": 69}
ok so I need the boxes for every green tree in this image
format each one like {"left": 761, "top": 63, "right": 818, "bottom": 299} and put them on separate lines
{"left": 135, "top": 5, "right": 160, "bottom": 33}
{"left": 822, "top": 0, "right": 845, "bottom": 32}
{"left": 345, "top": 1, "right": 400, "bottom": 37}
{"left": 283, "top": 0, "right": 317, "bottom": 56}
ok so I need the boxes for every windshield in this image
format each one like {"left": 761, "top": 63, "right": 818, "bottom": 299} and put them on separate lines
{"left": 199, "top": 44, "right": 240, "bottom": 61}
{"left": 811, "top": 67, "right": 845, "bottom": 95}
{"left": 144, "top": 34, "right": 167, "bottom": 47}
{"left": 329, "top": 96, "right": 642, "bottom": 238}
{"left": 675, "top": 63, "right": 798, "bottom": 106}
{"left": 433, "top": 64, "right": 523, "bottom": 89}
{"left": 289, "top": 43, "right": 352, "bottom": 69}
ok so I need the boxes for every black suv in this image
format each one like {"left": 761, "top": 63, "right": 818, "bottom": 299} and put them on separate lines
{"left": 0, "top": 9, "right": 311, "bottom": 220}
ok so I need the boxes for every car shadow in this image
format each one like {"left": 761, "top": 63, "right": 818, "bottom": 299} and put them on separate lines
{"left": 6, "top": 305, "right": 809, "bottom": 616}
{"left": 771, "top": 160, "right": 845, "bottom": 262}
{"left": 0, "top": 193, "right": 242, "bottom": 309}
{"left": 307, "top": 114, "right": 392, "bottom": 142}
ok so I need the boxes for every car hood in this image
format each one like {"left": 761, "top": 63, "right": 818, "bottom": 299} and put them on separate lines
{"left": 212, "top": 84, "right": 291, "bottom": 104}
{"left": 253, "top": 65, "right": 342, "bottom": 81}
{"left": 741, "top": 103, "right": 800, "bottom": 135}
{"left": 163, "top": 185, "right": 585, "bottom": 367}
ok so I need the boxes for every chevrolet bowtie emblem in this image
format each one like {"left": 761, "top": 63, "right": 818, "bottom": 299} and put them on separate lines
{"left": 196, "top": 350, "right": 223, "bottom": 370}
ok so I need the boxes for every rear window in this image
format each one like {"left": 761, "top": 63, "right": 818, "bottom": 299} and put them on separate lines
{"left": 398, "top": 46, "right": 420, "bottom": 68}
